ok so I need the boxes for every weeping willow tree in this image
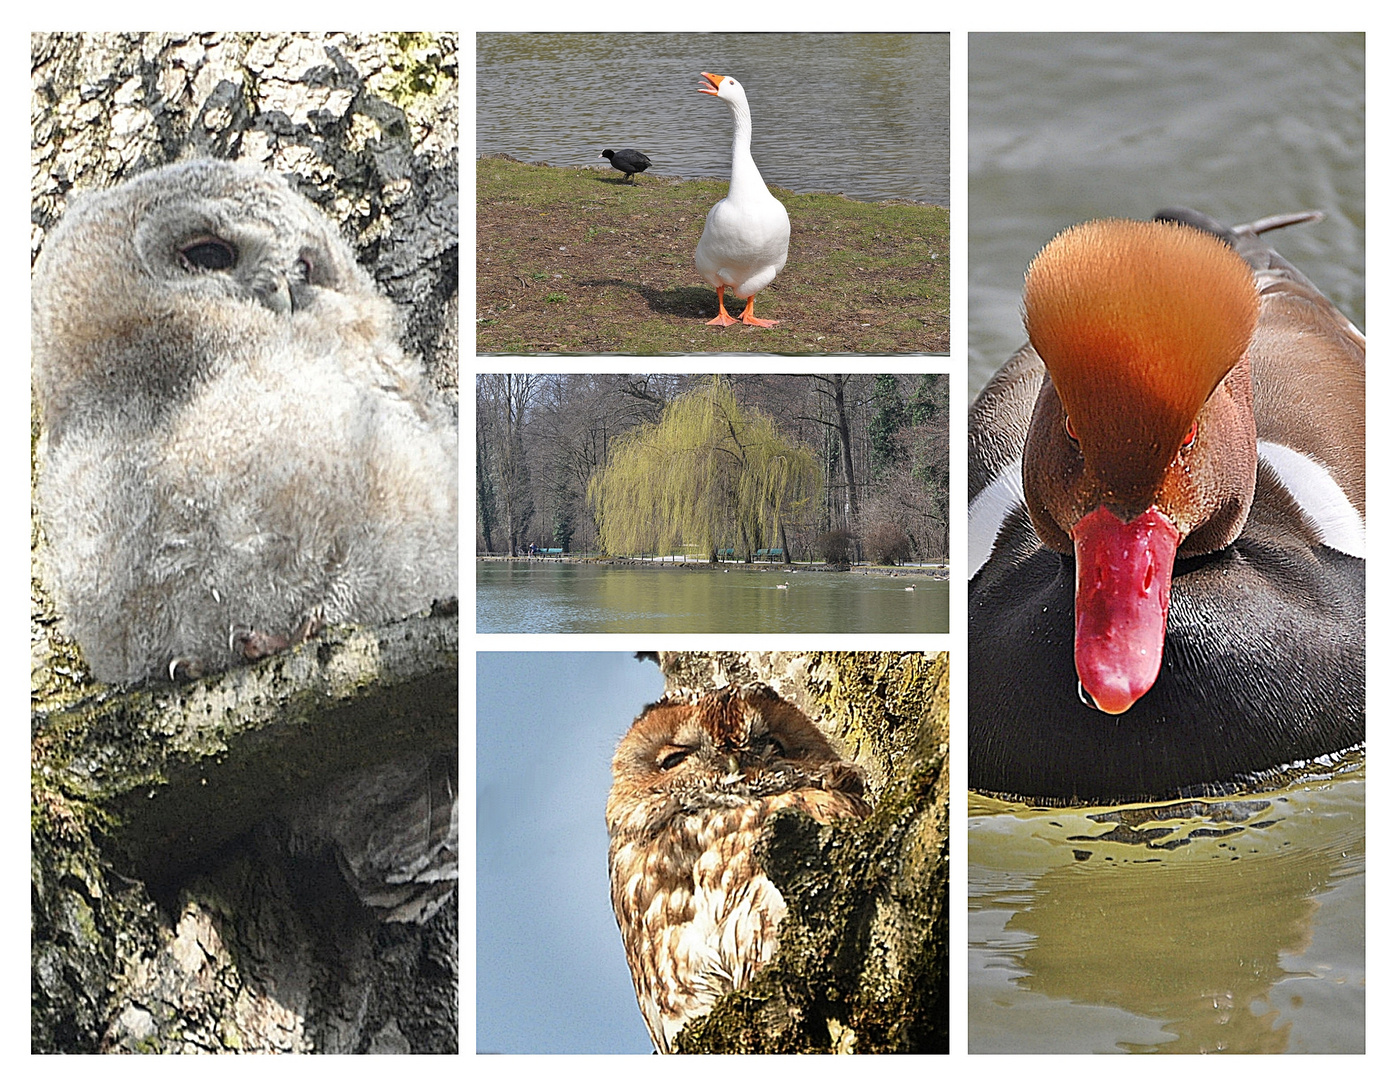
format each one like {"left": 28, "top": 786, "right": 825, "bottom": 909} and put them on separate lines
{"left": 588, "top": 378, "right": 819, "bottom": 562}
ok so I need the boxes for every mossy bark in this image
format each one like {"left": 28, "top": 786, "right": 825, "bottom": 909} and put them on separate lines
{"left": 31, "top": 33, "right": 459, "bottom": 1054}
{"left": 654, "top": 651, "right": 950, "bottom": 1053}
{"left": 33, "top": 614, "right": 459, "bottom": 1054}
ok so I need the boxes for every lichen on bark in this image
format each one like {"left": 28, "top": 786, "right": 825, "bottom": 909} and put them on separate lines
{"left": 655, "top": 651, "right": 950, "bottom": 1053}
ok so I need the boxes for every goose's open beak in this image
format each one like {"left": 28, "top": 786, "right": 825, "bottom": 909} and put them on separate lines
{"left": 698, "top": 71, "right": 724, "bottom": 95}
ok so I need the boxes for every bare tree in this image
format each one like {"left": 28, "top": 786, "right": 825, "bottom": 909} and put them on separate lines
{"left": 475, "top": 373, "right": 946, "bottom": 565}
{"left": 477, "top": 374, "right": 539, "bottom": 555}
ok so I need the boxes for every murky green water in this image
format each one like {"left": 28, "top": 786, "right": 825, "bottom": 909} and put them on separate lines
{"left": 968, "top": 757, "right": 1365, "bottom": 1053}
{"left": 970, "top": 32, "right": 1364, "bottom": 393}
{"left": 475, "top": 560, "right": 949, "bottom": 634}
{"left": 477, "top": 32, "right": 950, "bottom": 205}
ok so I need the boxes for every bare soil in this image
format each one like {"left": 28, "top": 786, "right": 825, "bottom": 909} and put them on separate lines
{"left": 476, "top": 155, "right": 950, "bottom": 354}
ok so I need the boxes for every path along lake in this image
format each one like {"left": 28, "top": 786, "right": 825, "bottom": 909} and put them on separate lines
{"left": 477, "top": 32, "right": 950, "bottom": 206}
{"left": 476, "top": 560, "right": 949, "bottom": 635}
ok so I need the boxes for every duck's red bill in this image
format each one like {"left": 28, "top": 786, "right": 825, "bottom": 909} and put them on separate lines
{"left": 1071, "top": 505, "right": 1180, "bottom": 714}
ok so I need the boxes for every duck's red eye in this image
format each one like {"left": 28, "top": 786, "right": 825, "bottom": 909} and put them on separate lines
{"left": 1064, "top": 414, "right": 1079, "bottom": 443}
{"left": 1181, "top": 421, "right": 1198, "bottom": 451}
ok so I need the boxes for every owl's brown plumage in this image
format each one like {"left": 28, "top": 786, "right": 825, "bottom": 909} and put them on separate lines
{"left": 606, "top": 685, "right": 870, "bottom": 1052}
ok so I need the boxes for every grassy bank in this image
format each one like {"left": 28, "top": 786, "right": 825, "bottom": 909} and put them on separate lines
{"left": 476, "top": 155, "right": 950, "bottom": 354}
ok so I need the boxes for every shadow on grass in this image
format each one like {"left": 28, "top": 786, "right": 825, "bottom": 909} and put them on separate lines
{"left": 577, "top": 279, "right": 739, "bottom": 321}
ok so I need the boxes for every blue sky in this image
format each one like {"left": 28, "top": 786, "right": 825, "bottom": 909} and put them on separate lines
{"left": 476, "top": 651, "right": 666, "bottom": 1054}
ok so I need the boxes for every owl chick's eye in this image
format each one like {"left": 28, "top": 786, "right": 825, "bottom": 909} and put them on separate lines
{"left": 657, "top": 746, "right": 692, "bottom": 770}
{"left": 178, "top": 238, "right": 238, "bottom": 272}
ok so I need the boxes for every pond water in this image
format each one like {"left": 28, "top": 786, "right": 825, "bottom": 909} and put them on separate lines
{"left": 968, "top": 756, "right": 1365, "bottom": 1053}
{"left": 475, "top": 560, "right": 949, "bottom": 634}
{"left": 970, "top": 32, "right": 1364, "bottom": 394}
{"left": 477, "top": 32, "right": 950, "bottom": 206}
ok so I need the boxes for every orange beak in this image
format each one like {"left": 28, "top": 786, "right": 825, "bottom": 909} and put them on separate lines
{"left": 698, "top": 71, "right": 724, "bottom": 95}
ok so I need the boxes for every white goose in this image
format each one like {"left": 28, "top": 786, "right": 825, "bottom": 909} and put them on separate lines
{"left": 695, "top": 72, "right": 790, "bottom": 327}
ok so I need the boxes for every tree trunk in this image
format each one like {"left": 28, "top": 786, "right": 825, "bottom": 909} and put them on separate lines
{"left": 831, "top": 377, "right": 861, "bottom": 529}
{"left": 650, "top": 651, "right": 950, "bottom": 1053}
{"left": 808, "top": 375, "right": 864, "bottom": 559}
{"left": 477, "top": 422, "right": 499, "bottom": 554}
{"left": 495, "top": 374, "right": 536, "bottom": 557}
{"left": 31, "top": 32, "right": 458, "bottom": 1054}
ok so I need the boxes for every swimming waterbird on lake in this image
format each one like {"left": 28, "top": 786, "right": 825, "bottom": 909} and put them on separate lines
{"left": 969, "top": 208, "right": 1364, "bottom": 803}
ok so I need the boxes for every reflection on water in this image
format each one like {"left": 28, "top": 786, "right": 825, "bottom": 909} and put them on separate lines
{"left": 968, "top": 757, "right": 1364, "bottom": 1053}
{"left": 968, "top": 32, "right": 1364, "bottom": 1055}
{"left": 478, "top": 32, "right": 950, "bottom": 205}
{"left": 970, "top": 32, "right": 1364, "bottom": 392}
{"left": 476, "top": 560, "right": 949, "bottom": 634}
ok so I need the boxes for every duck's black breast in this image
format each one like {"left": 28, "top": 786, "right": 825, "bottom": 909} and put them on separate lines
{"left": 969, "top": 522, "right": 1364, "bottom": 805}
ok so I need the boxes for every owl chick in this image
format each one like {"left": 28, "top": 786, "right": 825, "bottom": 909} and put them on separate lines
{"left": 32, "top": 158, "right": 457, "bottom": 684}
{"left": 606, "top": 685, "right": 870, "bottom": 1053}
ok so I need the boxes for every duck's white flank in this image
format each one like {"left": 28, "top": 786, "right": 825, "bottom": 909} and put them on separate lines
{"left": 1258, "top": 440, "right": 1366, "bottom": 558}
{"left": 968, "top": 461, "right": 1025, "bottom": 578}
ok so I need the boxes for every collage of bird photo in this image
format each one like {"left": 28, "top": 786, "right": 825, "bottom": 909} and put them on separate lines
{"left": 26, "top": 25, "right": 1368, "bottom": 1060}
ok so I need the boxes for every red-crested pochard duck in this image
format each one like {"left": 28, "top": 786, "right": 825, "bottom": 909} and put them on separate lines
{"left": 969, "top": 208, "right": 1364, "bottom": 803}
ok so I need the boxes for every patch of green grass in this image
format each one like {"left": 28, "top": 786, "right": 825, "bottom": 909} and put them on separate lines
{"left": 476, "top": 155, "right": 950, "bottom": 354}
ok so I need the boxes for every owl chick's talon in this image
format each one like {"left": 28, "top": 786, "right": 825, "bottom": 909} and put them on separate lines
{"left": 169, "top": 656, "right": 206, "bottom": 682}
{"left": 291, "top": 608, "right": 326, "bottom": 645}
{"left": 32, "top": 159, "right": 457, "bottom": 687}
{"left": 230, "top": 608, "right": 325, "bottom": 661}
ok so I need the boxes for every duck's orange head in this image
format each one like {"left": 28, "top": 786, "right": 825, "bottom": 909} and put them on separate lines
{"left": 1020, "top": 218, "right": 1261, "bottom": 714}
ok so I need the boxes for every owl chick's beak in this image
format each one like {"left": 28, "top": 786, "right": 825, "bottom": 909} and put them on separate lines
{"left": 251, "top": 270, "right": 297, "bottom": 315}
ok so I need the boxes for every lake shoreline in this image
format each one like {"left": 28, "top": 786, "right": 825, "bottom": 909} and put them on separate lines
{"left": 475, "top": 555, "right": 949, "bottom": 581}
{"left": 477, "top": 557, "right": 951, "bottom": 633}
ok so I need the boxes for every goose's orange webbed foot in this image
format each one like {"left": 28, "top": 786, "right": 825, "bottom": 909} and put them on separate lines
{"left": 738, "top": 295, "right": 778, "bottom": 327}
{"left": 706, "top": 286, "right": 739, "bottom": 326}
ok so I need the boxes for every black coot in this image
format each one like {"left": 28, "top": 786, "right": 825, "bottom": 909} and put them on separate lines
{"left": 600, "top": 149, "right": 652, "bottom": 183}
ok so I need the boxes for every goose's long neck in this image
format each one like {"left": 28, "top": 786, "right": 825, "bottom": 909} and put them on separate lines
{"left": 725, "top": 97, "right": 769, "bottom": 201}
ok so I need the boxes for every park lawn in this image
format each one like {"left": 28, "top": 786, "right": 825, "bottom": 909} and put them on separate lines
{"left": 475, "top": 155, "right": 950, "bottom": 354}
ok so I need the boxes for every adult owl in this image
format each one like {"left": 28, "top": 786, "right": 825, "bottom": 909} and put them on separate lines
{"left": 31, "top": 157, "right": 457, "bottom": 684}
{"left": 606, "top": 685, "right": 871, "bottom": 1053}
